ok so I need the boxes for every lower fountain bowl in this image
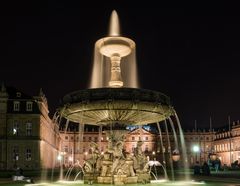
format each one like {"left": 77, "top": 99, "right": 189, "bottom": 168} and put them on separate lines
{"left": 59, "top": 88, "right": 174, "bottom": 125}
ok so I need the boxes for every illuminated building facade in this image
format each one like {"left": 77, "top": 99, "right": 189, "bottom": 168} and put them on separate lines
{"left": 0, "top": 84, "right": 60, "bottom": 170}
{"left": 213, "top": 121, "right": 240, "bottom": 166}
{"left": 59, "top": 124, "right": 240, "bottom": 167}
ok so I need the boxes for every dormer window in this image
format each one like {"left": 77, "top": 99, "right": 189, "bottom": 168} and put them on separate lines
{"left": 13, "top": 101, "right": 20, "bottom": 111}
{"left": 16, "top": 92, "right": 21, "bottom": 97}
{"left": 26, "top": 101, "right": 33, "bottom": 111}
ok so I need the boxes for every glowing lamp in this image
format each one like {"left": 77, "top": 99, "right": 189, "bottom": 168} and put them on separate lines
{"left": 57, "top": 155, "right": 62, "bottom": 161}
{"left": 209, "top": 153, "right": 217, "bottom": 161}
{"left": 172, "top": 149, "right": 180, "bottom": 162}
{"left": 193, "top": 145, "right": 200, "bottom": 153}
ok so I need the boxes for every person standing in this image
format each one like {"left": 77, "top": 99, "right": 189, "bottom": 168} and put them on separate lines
{"left": 194, "top": 161, "right": 201, "bottom": 175}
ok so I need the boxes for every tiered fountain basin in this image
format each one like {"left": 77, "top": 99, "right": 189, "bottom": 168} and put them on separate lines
{"left": 59, "top": 88, "right": 174, "bottom": 125}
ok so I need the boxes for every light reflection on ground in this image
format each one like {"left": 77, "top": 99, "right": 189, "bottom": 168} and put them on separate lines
{"left": 22, "top": 181, "right": 240, "bottom": 186}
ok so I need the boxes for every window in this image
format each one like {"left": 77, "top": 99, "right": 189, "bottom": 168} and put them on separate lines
{"left": 13, "top": 101, "right": 20, "bottom": 111}
{"left": 89, "top": 137, "right": 92, "bottom": 141}
{"left": 64, "top": 146, "right": 68, "bottom": 152}
{"left": 65, "top": 136, "right": 68, "bottom": 140}
{"left": 132, "top": 145, "right": 135, "bottom": 152}
{"left": 132, "top": 136, "right": 135, "bottom": 141}
{"left": 94, "top": 137, "right": 98, "bottom": 142}
{"left": 145, "top": 145, "right": 149, "bottom": 152}
{"left": 145, "top": 136, "right": 148, "bottom": 141}
{"left": 26, "top": 122, "right": 32, "bottom": 136}
{"left": 12, "top": 146, "right": 19, "bottom": 161}
{"left": 26, "top": 148, "right": 31, "bottom": 161}
{"left": 71, "top": 136, "right": 74, "bottom": 140}
{"left": 13, "top": 121, "right": 19, "bottom": 136}
{"left": 26, "top": 102, "right": 33, "bottom": 111}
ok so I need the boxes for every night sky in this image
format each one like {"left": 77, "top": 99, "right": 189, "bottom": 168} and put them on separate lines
{"left": 1, "top": 1, "right": 240, "bottom": 129}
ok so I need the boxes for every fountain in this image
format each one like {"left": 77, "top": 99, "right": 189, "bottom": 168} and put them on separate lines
{"left": 57, "top": 10, "right": 189, "bottom": 185}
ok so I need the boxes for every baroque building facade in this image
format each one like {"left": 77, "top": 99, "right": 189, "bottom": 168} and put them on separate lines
{"left": 0, "top": 84, "right": 60, "bottom": 170}
{"left": 59, "top": 124, "right": 240, "bottom": 168}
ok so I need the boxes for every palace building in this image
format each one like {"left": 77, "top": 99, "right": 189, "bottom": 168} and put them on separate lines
{"left": 0, "top": 85, "right": 240, "bottom": 170}
{"left": 0, "top": 84, "right": 60, "bottom": 170}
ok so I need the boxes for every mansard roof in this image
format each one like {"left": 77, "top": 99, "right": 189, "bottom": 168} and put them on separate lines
{"left": 129, "top": 127, "right": 154, "bottom": 135}
{"left": 5, "top": 86, "right": 33, "bottom": 100}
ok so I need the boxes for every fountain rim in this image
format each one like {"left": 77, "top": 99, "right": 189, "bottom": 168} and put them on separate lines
{"left": 95, "top": 36, "right": 136, "bottom": 52}
{"left": 58, "top": 88, "right": 175, "bottom": 126}
{"left": 60, "top": 87, "right": 171, "bottom": 105}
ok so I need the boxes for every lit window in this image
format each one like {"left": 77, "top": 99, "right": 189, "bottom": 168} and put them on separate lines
{"left": 13, "top": 121, "right": 19, "bottom": 135}
{"left": 26, "top": 148, "right": 31, "bottom": 161}
{"left": 13, "top": 146, "right": 19, "bottom": 161}
{"left": 13, "top": 101, "right": 20, "bottom": 111}
{"left": 26, "top": 102, "right": 33, "bottom": 111}
{"left": 26, "top": 122, "right": 32, "bottom": 136}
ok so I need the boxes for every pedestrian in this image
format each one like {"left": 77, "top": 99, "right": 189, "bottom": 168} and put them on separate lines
{"left": 194, "top": 161, "right": 201, "bottom": 175}
{"left": 202, "top": 161, "right": 210, "bottom": 176}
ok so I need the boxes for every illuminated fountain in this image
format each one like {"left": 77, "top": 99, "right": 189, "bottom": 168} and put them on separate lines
{"left": 58, "top": 10, "right": 189, "bottom": 185}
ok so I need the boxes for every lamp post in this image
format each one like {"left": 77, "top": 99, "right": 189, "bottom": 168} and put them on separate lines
{"left": 193, "top": 145, "right": 200, "bottom": 163}
{"left": 57, "top": 152, "right": 66, "bottom": 180}
{"left": 209, "top": 149, "right": 217, "bottom": 161}
{"left": 172, "top": 149, "right": 180, "bottom": 162}
{"left": 152, "top": 151, "right": 156, "bottom": 160}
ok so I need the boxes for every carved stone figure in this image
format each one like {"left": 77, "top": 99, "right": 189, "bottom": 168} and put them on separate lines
{"left": 133, "top": 140, "right": 148, "bottom": 173}
{"left": 83, "top": 142, "right": 100, "bottom": 173}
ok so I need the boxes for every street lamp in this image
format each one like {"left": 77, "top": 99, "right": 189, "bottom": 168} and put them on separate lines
{"left": 57, "top": 154, "right": 62, "bottom": 161}
{"left": 192, "top": 145, "right": 200, "bottom": 163}
{"left": 152, "top": 151, "right": 156, "bottom": 160}
{"left": 209, "top": 152, "right": 217, "bottom": 161}
{"left": 172, "top": 149, "right": 180, "bottom": 162}
{"left": 193, "top": 145, "right": 200, "bottom": 153}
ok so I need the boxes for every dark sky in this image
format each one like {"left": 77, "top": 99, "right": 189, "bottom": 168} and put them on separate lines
{"left": 1, "top": 1, "right": 240, "bottom": 129}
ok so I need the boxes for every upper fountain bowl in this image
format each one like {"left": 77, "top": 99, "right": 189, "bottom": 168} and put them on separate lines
{"left": 96, "top": 36, "right": 135, "bottom": 57}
